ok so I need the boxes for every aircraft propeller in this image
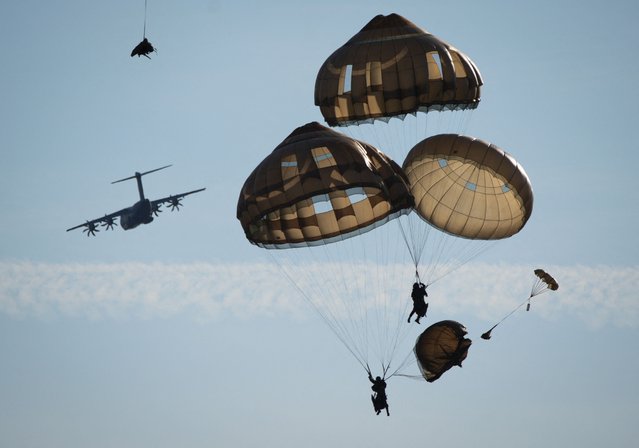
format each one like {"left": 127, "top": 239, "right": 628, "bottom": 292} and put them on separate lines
{"left": 169, "top": 197, "right": 182, "bottom": 211}
{"left": 83, "top": 222, "right": 99, "bottom": 237}
{"left": 102, "top": 216, "right": 118, "bottom": 230}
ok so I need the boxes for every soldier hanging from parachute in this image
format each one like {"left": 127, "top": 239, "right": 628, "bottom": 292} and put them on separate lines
{"left": 131, "top": 0, "right": 156, "bottom": 59}
{"left": 407, "top": 278, "right": 428, "bottom": 324}
{"left": 368, "top": 372, "right": 389, "bottom": 416}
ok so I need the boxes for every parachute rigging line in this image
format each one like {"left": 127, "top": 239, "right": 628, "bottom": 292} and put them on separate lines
{"left": 265, "top": 230, "right": 414, "bottom": 378}
{"left": 143, "top": 0, "right": 148, "bottom": 38}
{"left": 395, "top": 207, "right": 496, "bottom": 288}
{"left": 385, "top": 345, "right": 419, "bottom": 380}
{"left": 266, "top": 250, "right": 370, "bottom": 373}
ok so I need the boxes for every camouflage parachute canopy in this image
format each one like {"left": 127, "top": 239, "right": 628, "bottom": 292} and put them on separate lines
{"left": 534, "top": 269, "right": 559, "bottom": 291}
{"left": 237, "top": 122, "right": 414, "bottom": 248}
{"left": 403, "top": 134, "right": 534, "bottom": 240}
{"left": 315, "top": 13, "right": 483, "bottom": 126}
{"left": 415, "top": 320, "right": 472, "bottom": 383}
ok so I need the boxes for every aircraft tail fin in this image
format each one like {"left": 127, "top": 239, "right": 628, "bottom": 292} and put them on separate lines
{"left": 111, "top": 165, "right": 172, "bottom": 184}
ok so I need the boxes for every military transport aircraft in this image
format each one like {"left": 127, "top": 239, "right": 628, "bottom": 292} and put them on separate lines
{"left": 66, "top": 165, "right": 205, "bottom": 236}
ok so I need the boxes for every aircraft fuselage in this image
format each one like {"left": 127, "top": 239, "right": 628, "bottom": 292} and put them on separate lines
{"left": 119, "top": 199, "right": 154, "bottom": 230}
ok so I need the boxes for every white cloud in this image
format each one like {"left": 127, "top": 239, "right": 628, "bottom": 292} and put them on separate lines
{"left": 0, "top": 261, "right": 637, "bottom": 328}
{"left": 430, "top": 263, "right": 639, "bottom": 329}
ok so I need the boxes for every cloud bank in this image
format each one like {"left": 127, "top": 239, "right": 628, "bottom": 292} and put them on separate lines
{"left": 0, "top": 261, "right": 637, "bottom": 328}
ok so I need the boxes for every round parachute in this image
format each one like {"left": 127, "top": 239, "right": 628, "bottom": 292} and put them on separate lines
{"left": 402, "top": 134, "right": 534, "bottom": 240}
{"left": 315, "top": 13, "right": 482, "bottom": 126}
{"left": 237, "top": 122, "right": 418, "bottom": 374}
{"left": 237, "top": 122, "right": 414, "bottom": 248}
{"left": 533, "top": 268, "right": 559, "bottom": 293}
{"left": 482, "top": 268, "right": 560, "bottom": 340}
{"left": 414, "top": 320, "right": 472, "bottom": 382}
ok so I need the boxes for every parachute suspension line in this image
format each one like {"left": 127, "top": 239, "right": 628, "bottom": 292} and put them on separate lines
{"left": 305, "top": 241, "right": 363, "bottom": 358}
{"left": 370, "top": 218, "right": 412, "bottom": 372}
{"left": 143, "top": 0, "right": 149, "bottom": 39}
{"left": 459, "top": 108, "right": 474, "bottom": 135}
{"left": 266, "top": 250, "right": 370, "bottom": 373}
{"left": 531, "top": 276, "right": 552, "bottom": 297}
{"left": 392, "top": 372, "right": 424, "bottom": 380}
{"left": 356, "top": 211, "right": 417, "bottom": 374}
{"left": 496, "top": 295, "right": 531, "bottom": 328}
{"left": 355, "top": 223, "right": 399, "bottom": 372}
{"left": 397, "top": 217, "right": 418, "bottom": 269}
{"left": 481, "top": 293, "right": 533, "bottom": 340}
{"left": 371, "top": 222, "right": 412, "bottom": 372}
{"left": 265, "top": 218, "right": 417, "bottom": 375}
{"left": 346, "top": 234, "right": 375, "bottom": 357}
{"left": 320, "top": 216, "right": 376, "bottom": 364}
{"left": 386, "top": 343, "right": 419, "bottom": 380}
{"left": 317, "top": 236, "right": 371, "bottom": 366}
{"left": 373, "top": 225, "right": 391, "bottom": 368}
{"left": 426, "top": 239, "right": 494, "bottom": 286}
{"left": 396, "top": 215, "right": 433, "bottom": 286}
{"left": 421, "top": 225, "right": 448, "bottom": 285}
{"left": 366, "top": 361, "right": 393, "bottom": 380}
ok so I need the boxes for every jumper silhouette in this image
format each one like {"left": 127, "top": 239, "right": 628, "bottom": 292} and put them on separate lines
{"left": 408, "top": 282, "right": 428, "bottom": 324}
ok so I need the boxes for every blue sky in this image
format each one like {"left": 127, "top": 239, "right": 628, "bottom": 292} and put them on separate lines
{"left": 1, "top": 1, "right": 638, "bottom": 447}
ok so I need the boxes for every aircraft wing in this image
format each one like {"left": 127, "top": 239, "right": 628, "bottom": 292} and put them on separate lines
{"left": 66, "top": 208, "right": 127, "bottom": 235}
{"left": 151, "top": 188, "right": 206, "bottom": 212}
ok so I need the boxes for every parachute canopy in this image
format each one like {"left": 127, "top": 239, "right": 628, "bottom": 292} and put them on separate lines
{"left": 237, "top": 122, "right": 414, "bottom": 248}
{"left": 415, "top": 320, "right": 472, "bottom": 382}
{"left": 315, "top": 13, "right": 483, "bottom": 127}
{"left": 402, "top": 134, "right": 534, "bottom": 240}
{"left": 534, "top": 268, "right": 559, "bottom": 292}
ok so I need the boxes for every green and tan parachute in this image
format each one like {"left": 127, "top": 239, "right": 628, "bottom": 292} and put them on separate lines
{"left": 315, "top": 13, "right": 482, "bottom": 127}
{"left": 237, "top": 122, "right": 414, "bottom": 248}
{"left": 414, "top": 320, "right": 472, "bottom": 382}
{"left": 237, "top": 122, "right": 417, "bottom": 375}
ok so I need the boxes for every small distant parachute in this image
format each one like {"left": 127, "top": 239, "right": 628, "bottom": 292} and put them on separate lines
{"left": 482, "top": 269, "right": 559, "bottom": 340}
{"left": 415, "top": 320, "right": 472, "bottom": 382}
{"left": 532, "top": 269, "right": 559, "bottom": 296}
